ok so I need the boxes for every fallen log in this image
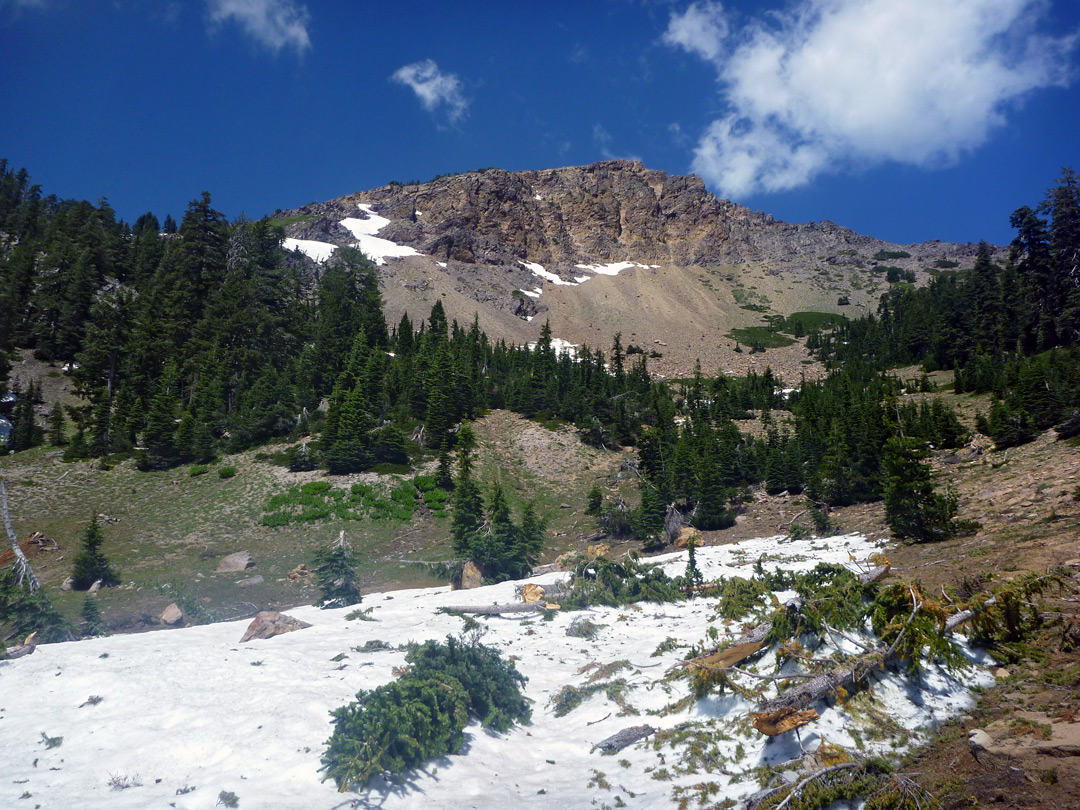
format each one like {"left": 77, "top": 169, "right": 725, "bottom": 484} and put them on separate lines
{"left": 673, "top": 563, "right": 889, "bottom": 674}
{"left": 439, "top": 601, "right": 560, "bottom": 616}
{"left": 751, "top": 584, "right": 994, "bottom": 736}
{"left": 594, "top": 724, "right": 656, "bottom": 754}
{"left": 5, "top": 631, "right": 39, "bottom": 659}
{"left": 1, "top": 477, "right": 40, "bottom": 594}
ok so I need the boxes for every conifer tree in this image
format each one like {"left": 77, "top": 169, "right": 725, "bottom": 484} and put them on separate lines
{"left": 450, "top": 422, "right": 484, "bottom": 556}
{"left": 47, "top": 401, "right": 66, "bottom": 446}
{"left": 70, "top": 514, "right": 120, "bottom": 590}
{"left": 80, "top": 594, "right": 109, "bottom": 637}
{"left": 881, "top": 437, "right": 959, "bottom": 543}
{"left": 312, "top": 531, "right": 362, "bottom": 608}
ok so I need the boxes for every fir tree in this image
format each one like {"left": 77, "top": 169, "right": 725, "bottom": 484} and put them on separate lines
{"left": 312, "top": 531, "right": 362, "bottom": 608}
{"left": 80, "top": 594, "right": 109, "bottom": 637}
{"left": 70, "top": 515, "right": 120, "bottom": 590}
{"left": 47, "top": 401, "right": 66, "bottom": 446}
{"left": 450, "top": 422, "right": 484, "bottom": 555}
{"left": 881, "top": 437, "right": 960, "bottom": 543}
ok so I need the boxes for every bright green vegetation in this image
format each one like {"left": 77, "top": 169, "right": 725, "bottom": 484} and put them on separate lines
{"left": 260, "top": 479, "right": 420, "bottom": 527}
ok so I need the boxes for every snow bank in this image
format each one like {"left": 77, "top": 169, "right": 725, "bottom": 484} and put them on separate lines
{"left": 340, "top": 204, "right": 421, "bottom": 266}
{"left": 282, "top": 237, "right": 338, "bottom": 263}
{"left": 0, "top": 533, "right": 991, "bottom": 810}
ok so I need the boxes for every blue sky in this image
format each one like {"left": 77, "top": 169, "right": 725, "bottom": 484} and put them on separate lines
{"left": 2, "top": 0, "right": 1078, "bottom": 246}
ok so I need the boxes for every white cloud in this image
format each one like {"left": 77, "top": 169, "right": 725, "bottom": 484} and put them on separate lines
{"left": 662, "top": 0, "right": 728, "bottom": 63}
{"left": 391, "top": 59, "right": 469, "bottom": 124}
{"left": 664, "top": 0, "right": 1077, "bottom": 198}
{"left": 207, "top": 0, "right": 311, "bottom": 56}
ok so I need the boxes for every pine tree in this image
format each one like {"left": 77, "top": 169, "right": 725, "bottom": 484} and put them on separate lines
{"left": 47, "top": 401, "right": 66, "bottom": 446}
{"left": 70, "top": 514, "right": 120, "bottom": 590}
{"left": 312, "top": 531, "right": 362, "bottom": 608}
{"left": 80, "top": 594, "right": 109, "bottom": 637}
{"left": 450, "top": 422, "right": 484, "bottom": 556}
{"left": 881, "top": 437, "right": 959, "bottom": 543}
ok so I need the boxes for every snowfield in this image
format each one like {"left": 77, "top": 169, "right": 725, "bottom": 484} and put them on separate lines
{"left": 0, "top": 533, "right": 993, "bottom": 810}
{"left": 340, "top": 204, "right": 422, "bottom": 265}
{"left": 282, "top": 237, "right": 338, "bottom": 263}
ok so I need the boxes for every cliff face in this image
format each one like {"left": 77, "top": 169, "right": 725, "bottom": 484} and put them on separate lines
{"left": 280, "top": 160, "right": 993, "bottom": 378}
{"left": 289, "top": 159, "right": 984, "bottom": 275}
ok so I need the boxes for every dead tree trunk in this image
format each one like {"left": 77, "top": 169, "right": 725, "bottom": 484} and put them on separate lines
{"left": 1, "top": 476, "right": 39, "bottom": 594}
{"left": 751, "top": 587, "right": 993, "bottom": 736}
{"left": 673, "top": 563, "right": 890, "bottom": 674}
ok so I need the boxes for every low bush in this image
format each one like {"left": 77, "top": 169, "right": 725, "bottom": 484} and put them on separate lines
{"left": 322, "top": 635, "right": 529, "bottom": 791}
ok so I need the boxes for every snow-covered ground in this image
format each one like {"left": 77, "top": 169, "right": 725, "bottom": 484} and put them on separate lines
{"left": 282, "top": 237, "right": 337, "bottom": 263}
{"left": 340, "top": 204, "right": 422, "bottom": 266}
{"left": 0, "top": 533, "right": 993, "bottom": 809}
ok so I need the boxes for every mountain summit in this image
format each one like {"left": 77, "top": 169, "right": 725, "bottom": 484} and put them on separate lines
{"left": 279, "top": 161, "right": 988, "bottom": 377}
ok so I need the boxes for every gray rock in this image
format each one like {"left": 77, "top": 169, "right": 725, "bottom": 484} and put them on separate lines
{"left": 60, "top": 577, "right": 73, "bottom": 592}
{"left": 236, "top": 575, "right": 264, "bottom": 588}
{"left": 216, "top": 551, "right": 254, "bottom": 573}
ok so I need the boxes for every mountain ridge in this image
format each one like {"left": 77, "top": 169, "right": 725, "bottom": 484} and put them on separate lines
{"left": 277, "top": 160, "right": 1000, "bottom": 377}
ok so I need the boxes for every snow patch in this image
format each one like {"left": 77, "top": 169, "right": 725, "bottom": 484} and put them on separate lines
{"left": 282, "top": 238, "right": 337, "bottom": 263}
{"left": 574, "top": 261, "right": 647, "bottom": 276}
{"left": 340, "top": 203, "right": 422, "bottom": 266}
{"left": 518, "top": 288, "right": 541, "bottom": 299}
{"left": 519, "top": 260, "right": 579, "bottom": 286}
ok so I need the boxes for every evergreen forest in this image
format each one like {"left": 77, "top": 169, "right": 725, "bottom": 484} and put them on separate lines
{"left": 1, "top": 160, "right": 1079, "bottom": 559}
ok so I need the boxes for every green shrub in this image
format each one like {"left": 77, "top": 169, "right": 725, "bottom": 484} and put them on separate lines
{"left": 218, "top": 466, "right": 237, "bottom": 479}
{"left": 322, "top": 636, "right": 529, "bottom": 791}
{"left": 189, "top": 464, "right": 209, "bottom": 477}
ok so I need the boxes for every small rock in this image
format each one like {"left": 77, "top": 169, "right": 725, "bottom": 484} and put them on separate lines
{"left": 60, "top": 577, "right": 73, "bottom": 592}
{"left": 236, "top": 575, "right": 264, "bottom": 588}
{"left": 239, "top": 611, "right": 312, "bottom": 642}
{"left": 993, "top": 667, "right": 1011, "bottom": 679}
{"left": 88, "top": 579, "right": 103, "bottom": 594}
{"left": 216, "top": 551, "right": 255, "bottom": 573}
{"left": 160, "top": 603, "right": 184, "bottom": 626}
{"left": 287, "top": 564, "right": 311, "bottom": 582}
{"left": 968, "top": 729, "right": 996, "bottom": 763}
{"left": 586, "top": 543, "right": 611, "bottom": 561}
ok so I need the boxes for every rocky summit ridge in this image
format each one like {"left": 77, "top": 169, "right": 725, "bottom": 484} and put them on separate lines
{"left": 279, "top": 160, "right": 993, "bottom": 377}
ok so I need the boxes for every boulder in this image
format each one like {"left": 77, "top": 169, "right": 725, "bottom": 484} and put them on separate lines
{"left": 236, "top": 575, "right": 264, "bottom": 588}
{"left": 160, "top": 603, "right": 184, "bottom": 626}
{"left": 460, "top": 560, "right": 483, "bottom": 590}
{"left": 675, "top": 527, "right": 702, "bottom": 549}
{"left": 60, "top": 576, "right": 73, "bottom": 592}
{"left": 216, "top": 551, "right": 254, "bottom": 573}
{"left": 239, "top": 611, "right": 312, "bottom": 642}
{"left": 521, "top": 584, "right": 546, "bottom": 603}
{"left": 88, "top": 579, "right": 103, "bottom": 593}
